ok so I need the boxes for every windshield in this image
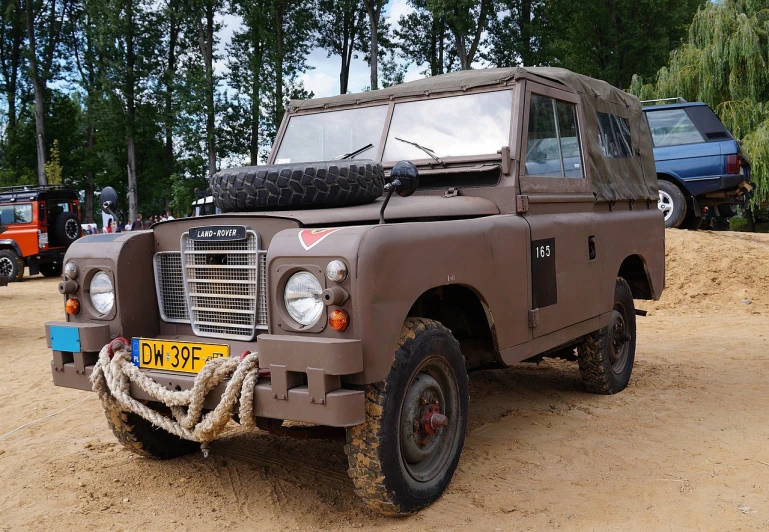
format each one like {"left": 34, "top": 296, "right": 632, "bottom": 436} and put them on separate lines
{"left": 274, "top": 105, "right": 388, "bottom": 163}
{"left": 382, "top": 90, "right": 512, "bottom": 161}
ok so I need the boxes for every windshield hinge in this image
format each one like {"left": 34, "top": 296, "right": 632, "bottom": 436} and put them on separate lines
{"left": 444, "top": 187, "right": 459, "bottom": 198}
{"left": 528, "top": 309, "right": 540, "bottom": 328}
{"left": 516, "top": 195, "right": 529, "bottom": 213}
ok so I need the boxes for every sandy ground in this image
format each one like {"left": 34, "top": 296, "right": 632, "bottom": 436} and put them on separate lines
{"left": 1, "top": 228, "right": 768, "bottom": 531}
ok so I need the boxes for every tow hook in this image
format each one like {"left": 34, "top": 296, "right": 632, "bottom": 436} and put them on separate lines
{"left": 107, "top": 337, "right": 130, "bottom": 359}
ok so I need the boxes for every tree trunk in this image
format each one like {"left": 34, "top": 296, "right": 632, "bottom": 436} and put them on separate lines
{"left": 746, "top": 205, "right": 756, "bottom": 232}
{"left": 519, "top": 0, "right": 532, "bottom": 66}
{"left": 205, "top": 3, "right": 216, "bottom": 177}
{"left": 249, "top": 28, "right": 262, "bottom": 165}
{"left": 363, "top": 1, "right": 378, "bottom": 90}
{"left": 84, "top": 123, "right": 95, "bottom": 223}
{"left": 23, "top": 0, "right": 46, "bottom": 185}
{"left": 164, "top": 5, "right": 178, "bottom": 178}
{"left": 126, "top": 0, "right": 138, "bottom": 223}
{"left": 274, "top": 3, "right": 284, "bottom": 129}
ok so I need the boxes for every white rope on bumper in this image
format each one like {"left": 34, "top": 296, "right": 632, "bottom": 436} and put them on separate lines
{"left": 90, "top": 340, "right": 260, "bottom": 445}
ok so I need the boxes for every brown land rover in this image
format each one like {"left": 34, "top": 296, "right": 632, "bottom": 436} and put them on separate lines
{"left": 46, "top": 67, "right": 664, "bottom": 515}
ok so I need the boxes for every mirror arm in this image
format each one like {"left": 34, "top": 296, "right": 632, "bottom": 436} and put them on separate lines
{"left": 379, "top": 179, "right": 401, "bottom": 225}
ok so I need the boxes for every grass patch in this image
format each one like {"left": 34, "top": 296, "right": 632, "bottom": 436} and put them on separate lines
{"left": 730, "top": 216, "right": 769, "bottom": 233}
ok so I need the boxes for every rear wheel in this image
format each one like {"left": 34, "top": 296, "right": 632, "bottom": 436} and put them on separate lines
{"left": 657, "top": 181, "right": 687, "bottom": 228}
{"left": 105, "top": 407, "right": 198, "bottom": 459}
{"left": 345, "top": 318, "right": 469, "bottom": 515}
{"left": 39, "top": 263, "right": 62, "bottom": 277}
{"left": 578, "top": 278, "right": 636, "bottom": 394}
{"left": 0, "top": 249, "right": 23, "bottom": 282}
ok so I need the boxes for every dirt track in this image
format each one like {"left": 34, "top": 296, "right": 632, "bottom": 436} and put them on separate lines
{"left": 1, "top": 229, "right": 768, "bottom": 530}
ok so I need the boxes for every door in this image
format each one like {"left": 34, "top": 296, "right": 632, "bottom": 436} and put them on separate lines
{"left": 518, "top": 83, "right": 600, "bottom": 338}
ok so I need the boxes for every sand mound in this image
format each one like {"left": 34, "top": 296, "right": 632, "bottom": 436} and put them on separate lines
{"left": 645, "top": 228, "right": 769, "bottom": 315}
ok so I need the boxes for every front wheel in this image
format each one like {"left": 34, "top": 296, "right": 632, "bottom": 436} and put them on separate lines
{"left": 0, "top": 249, "right": 23, "bottom": 282}
{"left": 577, "top": 278, "right": 636, "bottom": 394}
{"left": 345, "top": 318, "right": 469, "bottom": 515}
{"left": 105, "top": 407, "right": 198, "bottom": 459}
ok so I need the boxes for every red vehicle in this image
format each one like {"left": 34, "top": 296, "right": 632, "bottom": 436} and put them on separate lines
{"left": 0, "top": 185, "right": 81, "bottom": 282}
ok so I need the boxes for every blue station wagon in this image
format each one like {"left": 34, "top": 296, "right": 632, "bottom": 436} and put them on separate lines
{"left": 642, "top": 101, "right": 752, "bottom": 229}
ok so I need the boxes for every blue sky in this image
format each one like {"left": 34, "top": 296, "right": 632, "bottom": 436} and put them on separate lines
{"left": 216, "top": 0, "right": 424, "bottom": 98}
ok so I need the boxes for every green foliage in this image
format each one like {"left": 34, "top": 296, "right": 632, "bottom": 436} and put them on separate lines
{"left": 44, "top": 139, "right": 62, "bottom": 184}
{"left": 544, "top": 0, "right": 702, "bottom": 88}
{"left": 631, "top": 0, "right": 769, "bottom": 204}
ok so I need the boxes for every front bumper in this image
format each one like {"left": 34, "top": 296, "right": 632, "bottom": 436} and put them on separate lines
{"left": 46, "top": 322, "right": 365, "bottom": 427}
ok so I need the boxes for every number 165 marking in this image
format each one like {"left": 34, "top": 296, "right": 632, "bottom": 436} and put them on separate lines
{"left": 535, "top": 245, "right": 551, "bottom": 259}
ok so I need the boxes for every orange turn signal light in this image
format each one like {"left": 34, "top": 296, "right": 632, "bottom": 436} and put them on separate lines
{"left": 328, "top": 308, "right": 349, "bottom": 331}
{"left": 65, "top": 297, "right": 80, "bottom": 315}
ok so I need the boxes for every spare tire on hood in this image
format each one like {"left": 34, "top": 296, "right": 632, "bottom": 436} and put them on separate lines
{"left": 210, "top": 160, "right": 384, "bottom": 213}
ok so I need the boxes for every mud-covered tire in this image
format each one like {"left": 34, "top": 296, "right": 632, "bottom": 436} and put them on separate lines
{"left": 0, "top": 249, "right": 23, "bottom": 282}
{"left": 105, "top": 408, "right": 198, "bottom": 459}
{"left": 52, "top": 211, "right": 80, "bottom": 247}
{"left": 578, "top": 278, "right": 636, "bottom": 394}
{"left": 210, "top": 160, "right": 384, "bottom": 212}
{"left": 39, "top": 263, "right": 62, "bottom": 277}
{"left": 345, "top": 318, "right": 469, "bottom": 515}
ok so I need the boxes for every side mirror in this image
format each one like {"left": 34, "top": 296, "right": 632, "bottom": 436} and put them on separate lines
{"left": 388, "top": 160, "right": 419, "bottom": 197}
{"left": 101, "top": 186, "right": 118, "bottom": 216}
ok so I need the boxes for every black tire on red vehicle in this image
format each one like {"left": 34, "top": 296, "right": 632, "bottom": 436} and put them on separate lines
{"left": 0, "top": 249, "right": 24, "bottom": 282}
{"left": 39, "top": 263, "right": 62, "bottom": 277}
{"left": 210, "top": 160, "right": 384, "bottom": 213}
{"left": 51, "top": 211, "right": 81, "bottom": 247}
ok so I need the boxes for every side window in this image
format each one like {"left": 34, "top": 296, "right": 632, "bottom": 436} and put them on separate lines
{"left": 645, "top": 109, "right": 704, "bottom": 147}
{"left": 0, "top": 204, "right": 33, "bottom": 224}
{"left": 596, "top": 112, "right": 632, "bottom": 158}
{"left": 525, "top": 94, "right": 584, "bottom": 178}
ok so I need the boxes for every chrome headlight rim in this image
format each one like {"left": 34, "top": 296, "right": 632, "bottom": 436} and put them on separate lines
{"left": 283, "top": 270, "right": 324, "bottom": 327}
{"left": 325, "top": 259, "right": 348, "bottom": 282}
{"left": 63, "top": 261, "right": 79, "bottom": 280}
{"left": 89, "top": 270, "right": 115, "bottom": 316}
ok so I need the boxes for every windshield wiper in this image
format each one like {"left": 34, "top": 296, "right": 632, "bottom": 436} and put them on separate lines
{"left": 333, "top": 143, "right": 374, "bottom": 160}
{"left": 394, "top": 137, "right": 444, "bottom": 165}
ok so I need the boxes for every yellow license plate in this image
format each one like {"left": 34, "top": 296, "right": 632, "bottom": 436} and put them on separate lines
{"left": 132, "top": 338, "right": 230, "bottom": 374}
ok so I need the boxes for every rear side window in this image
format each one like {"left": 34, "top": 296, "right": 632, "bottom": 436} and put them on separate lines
{"left": 0, "top": 203, "right": 33, "bottom": 224}
{"left": 596, "top": 112, "right": 632, "bottom": 158}
{"left": 525, "top": 94, "right": 584, "bottom": 178}
{"left": 646, "top": 109, "right": 704, "bottom": 147}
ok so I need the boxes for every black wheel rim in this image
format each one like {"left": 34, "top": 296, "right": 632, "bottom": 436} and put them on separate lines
{"left": 609, "top": 303, "right": 631, "bottom": 374}
{"left": 398, "top": 356, "right": 460, "bottom": 483}
{"left": 65, "top": 219, "right": 79, "bottom": 240}
{"left": 0, "top": 256, "right": 12, "bottom": 277}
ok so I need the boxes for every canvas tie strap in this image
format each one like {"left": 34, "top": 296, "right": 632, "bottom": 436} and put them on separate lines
{"left": 90, "top": 338, "right": 260, "bottom": 451}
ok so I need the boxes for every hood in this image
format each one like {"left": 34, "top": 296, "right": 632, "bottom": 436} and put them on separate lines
{"left": 168, "top": 195, "right": 500, "bottom": 227}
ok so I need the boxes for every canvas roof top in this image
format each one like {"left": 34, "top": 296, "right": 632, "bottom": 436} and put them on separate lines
{"left": 288, "top": 67, "right": 657, "bottom": 203}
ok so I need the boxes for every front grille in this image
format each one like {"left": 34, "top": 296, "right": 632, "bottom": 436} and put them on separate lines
{"left": 154, "top": 252, "right": 189, "bottom": 323}
{"left": 153, "top": 233, "right": 268, "bottom": 340}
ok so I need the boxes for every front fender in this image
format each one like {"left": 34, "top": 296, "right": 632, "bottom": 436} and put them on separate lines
{"left": 356, "top": 216, "right": 530, "bottom": 383}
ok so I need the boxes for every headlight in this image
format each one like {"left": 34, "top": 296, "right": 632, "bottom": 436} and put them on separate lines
{"left": 284, "top": 271, "right": 323, "bottom": 326}
{"left": 89, "top": 271, "right": 114, "bottom": 315}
